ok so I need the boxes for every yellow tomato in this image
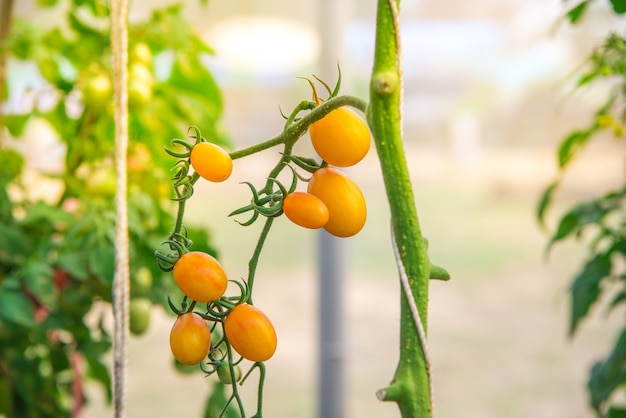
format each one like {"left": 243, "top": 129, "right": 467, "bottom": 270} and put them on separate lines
{"left": 309, "top": 107, "right": 371, "bottom": 167}
{"left": 307, "top": 167, "right": 366, "bottom": 237}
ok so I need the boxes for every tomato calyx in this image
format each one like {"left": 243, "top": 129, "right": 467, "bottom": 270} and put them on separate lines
{"left": 285, "top": 154, "right": 323, "bottom": 174}
{"left": 154, "top": 232, "right": 192, "bottom": 272}
{"left": 228, "top": 170, "right": 297, "bottom": 226}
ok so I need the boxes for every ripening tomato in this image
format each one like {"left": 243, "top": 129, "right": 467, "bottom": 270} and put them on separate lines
{"left": 282, "top": 191, "right": 329, "bottom": 229}
{"left": 172, "top": 251, "right": 228, "bottom": 303}
{"left": 307, "top": 167, "right": 366, "bottom": 237}
{"left": 224, "top": 304, "right": 277, "bottom": 362}
{"left": 309, "top": 107, "right": 371, "bottom": 167}
{"left": 169, "top": 312, "right": 211, "bottom": 365}
{"left": 190, "top": 142, "right": 233, "bottom": 182}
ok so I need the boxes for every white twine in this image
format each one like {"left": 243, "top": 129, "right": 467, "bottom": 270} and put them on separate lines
{"left": 111, "top": 0, "right": 129, "bottom": 416}
{"left": 390, "top": 224, "right": 434, "bottom": 415}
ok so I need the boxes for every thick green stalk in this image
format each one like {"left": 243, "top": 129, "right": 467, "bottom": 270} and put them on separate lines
{"left": 367, "top": 0, "right": 432, "bottom": 417}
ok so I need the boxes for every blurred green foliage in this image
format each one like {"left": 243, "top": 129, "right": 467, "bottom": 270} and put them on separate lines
{"left": 540, "top": 2, "right": 626, "bottom": 416}
{"left": 0, "top": 0, "right": 227, "bottom": 416}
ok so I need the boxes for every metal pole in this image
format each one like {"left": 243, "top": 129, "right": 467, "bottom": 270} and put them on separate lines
{"left": 317, "top": 0, "right": 350, "bottom": 417}
{"left": 318, "top": 231, "right": 345, "bottom": 418}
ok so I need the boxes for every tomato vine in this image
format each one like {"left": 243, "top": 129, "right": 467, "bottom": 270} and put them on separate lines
{"left": 155, "top": 70, "right": 376, "bottom": 416}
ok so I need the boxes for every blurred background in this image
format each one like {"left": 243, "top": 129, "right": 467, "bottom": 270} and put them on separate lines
{"left": 6, "top": 0, "right": 626, "bottom": 417}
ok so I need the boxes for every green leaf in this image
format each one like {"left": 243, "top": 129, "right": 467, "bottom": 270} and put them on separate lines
{"left": 21, "top": 201, "right": 74, "bottom": 228}
{"left": 3, "top": 114, "right": 31, "bottom": 137}
{"left": 84, "top": 355, "right": 112, "bottom": 403}
{"left": 608, "top": 406, "right": 626, "bottom": 418}
{"left": 608, "top": 291, "right": 626, "bottom": 311}
{"left": 537, "top": 180, "right": 559, "bottom": 229}
{"left": 5, "top": 18, "right": 38, "bottom": 59}
{"left": 21, "top": 260, "right": 56, "bottom": 309}
{"left": 88, "top": 239, "right": 115, "bottom": 285}
{"left": 570, "top": 253, "right": 612, "bottom": 336}
{"left": 567, "top": 1, "right": 589, "bottom": 23}
{"left": 588, "top": 329, "right": 626, "bottom": 412}
{"left": 0, "top": 281, "right": 35, "bottom": 327}
{"left": 168, "top": 55, "right": 222, "bottom": 114}
{"left": 548, "top": 191, "right": 623, "bottom": 249}
{"left": 57, "top": 251, "right": 90, "bottom": 281}
{"left": 558, "top": 128, "right": 596, "bottom": 168}
{"left": 610, "top": 0, "right": 626, "bottom": 13}
{"left": 204, "top": 381, "right": 240, "bottom": 418}
{"left": 576, "top": 70, "right": 599, "bottom": 88}
{"left": 0, "top": 148, "right": 24, "bottom": 186}
{"left": 0, "top": 223, "right": 30, "bottom": 263}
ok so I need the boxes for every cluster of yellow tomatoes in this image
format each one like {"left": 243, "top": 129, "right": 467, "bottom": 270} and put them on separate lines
{"left": 169, "top": 251, "right": 278, "bottom": 366}
{"left": 167, "top": 103, "right": 371, "bottom": 370}
{"left": 284, "top": 106, "right": 370, "bottom": 237}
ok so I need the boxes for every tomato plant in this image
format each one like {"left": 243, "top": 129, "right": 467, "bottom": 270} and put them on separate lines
{"left": 172, "top": 251, "right": 228, "bottom": 303}
{"left": 0, "top": 0, "right": 226, "bottom": 416}
{"left": 539, "top": 3, "right": 626, "bottom": 416}
{"left": 152, "top": 1, "right": 440, "bottom": 414}
{"left": 170, "top": 312, "right": 212, "bottom": 366}
{"left": 190, "top": 141, "right": 233, "bottom": 182}
{"left": 282, "top": 191, "right": 330, "bottom": 229}
{"left": 224, "top": 303, "right": 277, "bottom": 363}
{"left": 307, "top": 166, "right": 367, "bottom": 237}
{"left": 309, "top": 106, "right": 371, "bottom": 167}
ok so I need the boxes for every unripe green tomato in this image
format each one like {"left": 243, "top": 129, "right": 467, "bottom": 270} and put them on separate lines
{"left": 130, "top": 62, "right": 154, "bottom": 87}
{"left": 216, "top": 363, "right": 242, "bottom": 384}
{"left": 131, "top": 266, "right": 154, "bottom": 295}
{"left": 129, "top": 298, "right": 152, "bottom": 336}
{"left": 129, "top": 79, "right": 153, "bottom": 108}
{"left": 84, "top": 167, "right": 116, "bottom": 197}
{"left": 130, "top": 43, "right": 153, "bottom": 68}
{"left": 83, "top": 72, "right": 112, "bottom": 110}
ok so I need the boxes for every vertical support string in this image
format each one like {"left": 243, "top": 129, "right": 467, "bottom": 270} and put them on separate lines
{"left": 110, "top": 0, "right": 129, "bottom": 417}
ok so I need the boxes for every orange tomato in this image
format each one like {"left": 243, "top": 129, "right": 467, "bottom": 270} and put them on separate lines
{"left": 307, "top": 167, "right": 366, "bottom": 237}
{"left": 169, "top": 312, "right": 211, "bottom": 365}
{"left": 172, "top": 251, "right": 228, "bottom": 302}
{"left": 282, "top": 191, "right": 329, "bottom": 229}
{"left": 309, "top": 107, "right": 371, "bottom": 167}
{"left": 224, "top": 304, "right": 277, "bottom": 362}
{"left": 190, "top": 142, "right": 233, "bottom": 182}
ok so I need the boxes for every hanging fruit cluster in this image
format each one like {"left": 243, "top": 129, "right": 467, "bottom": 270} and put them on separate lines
{"left": 154, "top": 70, "right": 370, "bottom": 416}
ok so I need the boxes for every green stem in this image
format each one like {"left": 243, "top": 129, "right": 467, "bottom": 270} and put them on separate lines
{"left": 367, "top": 0, "right": 432, "bottom": 417}
{"left": 171, "top": 173, "right": 200, "bottom": 238}
{"left": 253, "top": 362, "right": 266, "bottom": 418}
{"left": 246, "top": 216, "right": 274, "bottom": 304}
{"left": 223, "top": 325, "right": 246, "bottom": 417}
{"left": 229, "top": 94, "right": 367, "bottom": 161}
